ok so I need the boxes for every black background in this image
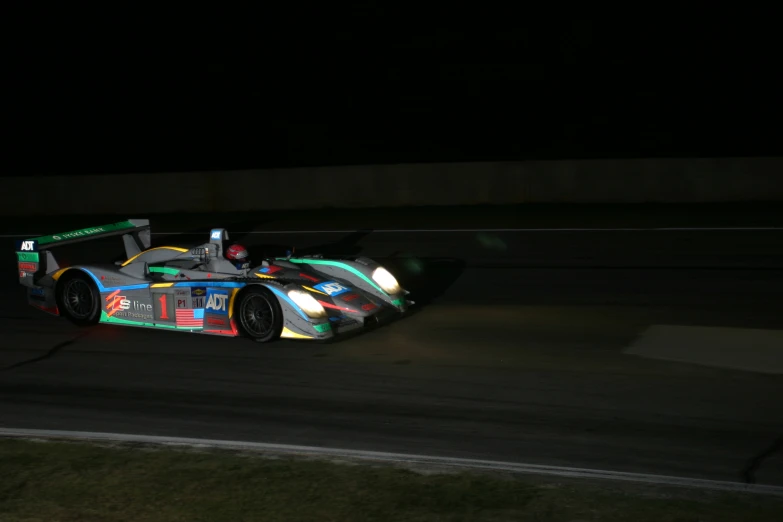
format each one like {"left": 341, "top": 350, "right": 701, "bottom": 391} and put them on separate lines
{"left": 6, "top": 13, "right": 782, "bottom": 175}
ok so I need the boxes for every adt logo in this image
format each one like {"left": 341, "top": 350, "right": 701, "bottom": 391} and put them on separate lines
{"left": 205, "top": 290, "right": 228, "bottom": 314}
{"left": 210, "top": 230, "right": 223, "bottom": 240}
{"left": 314, "top": 281, "right": 350, "bottom": 296}
{"left": 17, "top": 240, "right": 37, "bottom": 251}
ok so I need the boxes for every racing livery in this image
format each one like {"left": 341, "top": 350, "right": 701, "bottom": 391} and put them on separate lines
{"left": 15, "top": 219, "right": 412, "bottom": 342}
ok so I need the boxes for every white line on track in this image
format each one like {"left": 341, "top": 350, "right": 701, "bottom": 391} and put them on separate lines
{"left": 2, "top": 227, "right": 782, "bottom": 237}
{"left": 1, "top": 428, "right": 781, "bottom": 496}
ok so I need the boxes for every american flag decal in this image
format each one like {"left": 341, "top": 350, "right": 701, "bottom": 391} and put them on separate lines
{"left": 176, "top": 308, "right": 204, "bottom": 327}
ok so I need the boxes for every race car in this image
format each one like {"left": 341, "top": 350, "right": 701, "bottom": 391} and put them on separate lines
{"left": 15, "top": 219, "right": 412, "bottom": 342}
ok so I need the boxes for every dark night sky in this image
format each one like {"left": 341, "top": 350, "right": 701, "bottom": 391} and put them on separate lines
{"left": 6, "top": 16, "right": 782, "bottom": 175}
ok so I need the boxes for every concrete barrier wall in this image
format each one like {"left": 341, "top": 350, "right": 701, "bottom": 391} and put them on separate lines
{"left": 5, "top": 157, "right": 781, "bottom": 216}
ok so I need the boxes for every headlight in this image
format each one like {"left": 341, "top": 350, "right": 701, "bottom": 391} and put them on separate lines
{"left": 371, "top": 267, "right": 401, "bottom": 294}
{"left": 287, "top": 289, "right": 327, "bottom": 318}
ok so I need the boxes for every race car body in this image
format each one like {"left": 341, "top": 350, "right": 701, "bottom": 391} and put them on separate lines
{"left": 15, "top": 220, "right": 411, "bottom": 342}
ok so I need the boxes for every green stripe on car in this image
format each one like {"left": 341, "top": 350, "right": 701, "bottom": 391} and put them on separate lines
{"left": 100, "top": 311, "right": 201, "bottom": 329}
{"left": 149, "top": 266, "right": 179, "bottom": 275}
{"left": 17, "top": 252, "right": 40, "bottom": 262}
{"left": 281, "top": 258, "right": 386, "bottom": 294}
{"left": 312, "top": 322, "right": 331, "bottom": 333}
{"left": 33, "top": 220, "right": 137, "bottom": 246}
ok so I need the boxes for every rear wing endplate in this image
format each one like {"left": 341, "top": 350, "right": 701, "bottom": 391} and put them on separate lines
{"left": 15, "top": 219, "right": 151, "bottom": 287}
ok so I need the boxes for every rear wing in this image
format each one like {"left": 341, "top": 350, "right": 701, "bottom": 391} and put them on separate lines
{"left": 16, "top": 219, "right": 151, "bottom": 287}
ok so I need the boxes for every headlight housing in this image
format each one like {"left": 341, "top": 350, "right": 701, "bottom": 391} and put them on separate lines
{"left": 287, "top": 289, "right": 327, "bottom": 318}
{"left": 371, "top": 267, "right": 401, "bottom": 294}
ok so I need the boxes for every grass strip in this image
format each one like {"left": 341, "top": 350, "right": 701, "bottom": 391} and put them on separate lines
{"left": 1, "top": 438, "right": 781, "bottom": 522}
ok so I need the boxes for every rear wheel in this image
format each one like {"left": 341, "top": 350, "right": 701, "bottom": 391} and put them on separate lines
{"left": 56, "top": 271, "right": 100, "bottom": 326}
{"left": 236, "top": 287, "right": 283, "bottom": 343}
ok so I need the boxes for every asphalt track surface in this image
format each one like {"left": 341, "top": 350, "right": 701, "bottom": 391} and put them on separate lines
{"left": 2, "top": 206, "right": 782, "bottom": 486}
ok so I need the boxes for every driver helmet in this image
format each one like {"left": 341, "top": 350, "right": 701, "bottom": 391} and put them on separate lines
{"left": 225, "top": 244, "right": 250, "bottom": 264}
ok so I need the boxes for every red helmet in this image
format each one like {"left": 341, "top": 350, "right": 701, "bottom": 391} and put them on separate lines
{"left": 225, "top": 244, "right": 249, "bottom": 261}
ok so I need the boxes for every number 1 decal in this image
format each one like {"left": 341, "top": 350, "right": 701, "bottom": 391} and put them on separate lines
{"left": 152, "top": 292, "right": 175, "bottom": 322}
{"left": 158, "top": 294, "right": 169, "bottom": 319}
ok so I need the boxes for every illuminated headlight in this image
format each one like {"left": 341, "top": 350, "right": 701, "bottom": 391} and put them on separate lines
{"left": 287, "top": 289, "right": 327, "bottom": 318}
{"left": 372, "top": 267, "right": 401, "bottom": 294}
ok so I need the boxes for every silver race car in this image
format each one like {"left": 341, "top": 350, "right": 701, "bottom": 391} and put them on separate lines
{"left": 16, "top": 219, "right": 412, "bottom": 342}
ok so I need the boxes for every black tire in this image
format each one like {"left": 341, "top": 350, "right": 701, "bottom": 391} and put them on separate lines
{"left": 235, "top": 286, "right": 283, "bottom": 343}
{"left": 55, "top": 270, "right": 101, "bottom": 327}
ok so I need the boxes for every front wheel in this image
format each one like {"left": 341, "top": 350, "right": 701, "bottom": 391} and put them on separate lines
{"left": 235, "top": 287, "right": 283, "bottom": 343}
{"left": 55, "top": 270, "right": 101, "bottom": 327}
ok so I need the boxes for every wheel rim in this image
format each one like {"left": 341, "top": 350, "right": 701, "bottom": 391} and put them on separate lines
{"left": 240, "top": 294, "right": 275, "bottom": 338}
{"left": 62, "top": 279, "right": 94, "bottom": 319}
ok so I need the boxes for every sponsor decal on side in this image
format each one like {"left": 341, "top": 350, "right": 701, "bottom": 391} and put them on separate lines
{"left": 175, "top": 288, "right": 191, "bottom": 309}
{"left": 313, "top": 281, "right": 350, "bottom": 296}
{"left": 207, "top": 317, "right": 226, "bottom": 326}
{"left": 205, "top": 289, "right": 229, "bottom": 314}
{"left": 16, "top": 252, "right": 39, "bottom": 263}
{"left": 35, "top": 222, "right": 137, "bottom": 246}
{"left": 17, "top": 240, "right": 37, "bottom": 251}
{"left": 105, "top": 290, "right": 153, "bottom": 319}
{"left": 191, "top": 287, "right": 206, "bottom": 308}
{"left": 361, "top": 302, "right": 378, "bottom": 311}
{"left": 106, "top": 294, "right": 130, "bottom": 314}
{"left": 99, "top": 275, "right": 126, "bottom": 286}
{"left": 48, "top": 227, "right": 109, "bottom": 242}
{"left": 210, "top": 230, "right": 223, "bottom": 240}
{"left": 18, "top": 262, "right": 38, "bottom": 272}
